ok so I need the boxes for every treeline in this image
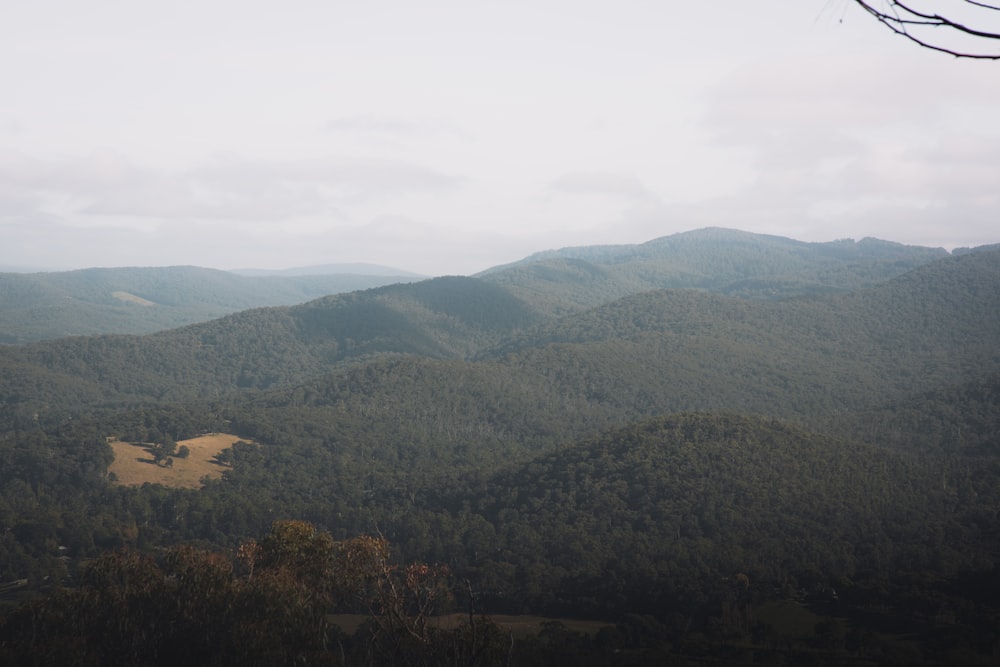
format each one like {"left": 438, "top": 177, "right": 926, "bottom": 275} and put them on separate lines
{"left": 0, "top": 521, "right": 523, "bottom": 667}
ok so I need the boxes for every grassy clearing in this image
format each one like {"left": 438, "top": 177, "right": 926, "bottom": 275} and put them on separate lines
{"left": 108, "top": 433, "right": 246, "bottom": 489}
{"left": 111, "top": 291, "right": 155, "bottom": 306}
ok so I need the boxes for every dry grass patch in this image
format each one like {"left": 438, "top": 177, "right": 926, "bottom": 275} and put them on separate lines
{"left": 111, "top": 290, "right": 155, "bottom": 306}
{"left": 108, "top": 433, "right": 248, "bottom": 489}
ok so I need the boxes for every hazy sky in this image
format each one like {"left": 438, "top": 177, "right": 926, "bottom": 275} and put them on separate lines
{"left": 3, "top": 1, "right": 999, "bottom": 275}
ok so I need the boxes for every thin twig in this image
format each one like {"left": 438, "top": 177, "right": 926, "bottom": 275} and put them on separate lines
{"left": 852, "top": 0, "right": 1000, "bottom": 58}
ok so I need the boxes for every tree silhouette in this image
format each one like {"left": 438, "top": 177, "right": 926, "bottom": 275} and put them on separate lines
{"left": 853, "top": 0, "right": 1000, "bottom": 59}
{"left": 0, "top": 521, "right": 508, "bottom": 667}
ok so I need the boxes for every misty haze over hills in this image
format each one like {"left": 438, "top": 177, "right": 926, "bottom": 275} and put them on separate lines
{"left": 0, "top": 227, "right": 961, "bottom": 343}
{"left": 231, "top": 262, "right": 427, "bottom": 278}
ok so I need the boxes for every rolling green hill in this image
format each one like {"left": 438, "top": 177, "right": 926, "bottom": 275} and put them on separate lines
{"left": 479, "top": 227, "right": 949, "bottom": 312}
{"left": 1, "top": 231, "right": 1000, "bottom": 664}
{"left": 209, "top": 247, "right": 1000, "bottom": 480}
{"left": 409, "top": 412, "right": 988, "bottom": 611}
{"left": 0, "top": 246, "right": 997, "bottom": 439}
{"left": 0, "top": 266, "right": 420, "bottom": 343}
{"left": 1, "top": 228, "right": 948, "bottom": 344}
{"left": 0, "top": 276, "right": 547, "bottom": 429}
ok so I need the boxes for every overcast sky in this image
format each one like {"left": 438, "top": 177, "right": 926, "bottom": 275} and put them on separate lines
{"left": 2, "top": 1, "right": 999, "bottom": 275}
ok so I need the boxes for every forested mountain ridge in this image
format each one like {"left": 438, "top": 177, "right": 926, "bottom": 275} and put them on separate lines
{"left": 0, "top": 246, "right": 997, "bottom": 437}
{"left": 2, "top": 232, "right": 1000, "bottom": 664}
{"left": 210, "top": 243, "right": 997, "bottom": 473}
{"left": 0, "top": 265, "right": 420, "bottom": 343}
{"left": 0, "top": 228, "right": 950, "bottom": 345}
{"left": 477, "top": 246, "right": 1000, "bottom": 406}
{"left": 478, "top": 227, "right": 950, "bottom": 312}
{"left": 0, "top": 276, "right": 547, "bottom": 429}
{"left": 503, "top": 244, "right": 1000, "bottom": 346}
{"left": 212, "top": 248, "right": 1000, "bottom": 479}
{"left": 0, "top": 227, "right": 956, "bottom": 345}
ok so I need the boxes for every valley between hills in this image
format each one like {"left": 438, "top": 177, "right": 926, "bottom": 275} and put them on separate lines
{"left": 2, "top": 227, "right": 999, "bottom": 665}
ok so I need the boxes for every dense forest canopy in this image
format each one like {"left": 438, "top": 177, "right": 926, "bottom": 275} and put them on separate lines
{"left": 1, "top": 229, "right": 999, "bottom": 665}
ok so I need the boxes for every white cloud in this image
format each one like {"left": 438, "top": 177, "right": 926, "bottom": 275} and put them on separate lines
{"left": 2, "top": 1, "right": 999, "bottom": 273}
{"left": 548, "top": 171, "right": 658, "bottom": 201}
{"left": 324, "top": 115, "right": 460, "bottom": 139}
{"left": 0, "top": 151, "right": 459, "bottom": 225}
{"left": 687, "top": 47, "right": 1000, "bottom": 250}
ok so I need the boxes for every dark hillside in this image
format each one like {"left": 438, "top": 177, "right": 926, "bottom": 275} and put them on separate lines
{"left": 218, "top": 250, "right": 1000, "bottom": 478}
{"left": 480, "top": 247, "right": 1000, "bottom": 410}
{"left": 0, "top": 276, "right": 544, "bottom": 429}
{"left": 818, "top": 371, "right": 1000, "bottom": 457}
{"left": 406, "top": 413, "right": 990, "bottom": 613}
{"left": 1, "top": 237, "right": 1000, "bottom": 664}
{"left": 0, "top": 248, "right": 996, "bottom": 435}
{"left": 140, "top": 408, "right": 998, "bottom": 626}
{"left": 296, "top": 276, "right": 544, "bottom": 358}
{"left": 839, "top": 247, "right": 1000, "bottom": 355}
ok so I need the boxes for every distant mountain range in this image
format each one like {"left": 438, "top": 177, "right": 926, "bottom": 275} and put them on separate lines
{"left": 0, "top": 228, "right": 996, "bottom": 434}
{"left": 478, "top": 227, "right": 949, "bottom": 312}
{"left": 0, "top": 228, "right": 953, "bottom": 342}
{"left": 0, "top": 265, "right": 421, "bottom": 343}
{"left": 231, "top": 262, "right": 426, "bottom": 278}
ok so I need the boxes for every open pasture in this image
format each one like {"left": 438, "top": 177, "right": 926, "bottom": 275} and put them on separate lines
{"left": 108, "top": 433, "right": 245, "bottom": 489}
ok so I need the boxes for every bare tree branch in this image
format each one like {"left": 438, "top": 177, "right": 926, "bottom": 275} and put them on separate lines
{"left": 964, "top": 1, "right": 1000, "bottom": 12}
{"left": 852, "top": 0, "right": 1000, "bottom": 59}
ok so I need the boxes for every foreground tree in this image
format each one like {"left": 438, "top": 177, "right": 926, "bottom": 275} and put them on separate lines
{"left": 853, "top": 0, "right": 1000, "bottom": 59}
{"left": 0, "top": 521, "right": 508, "bottom": 667}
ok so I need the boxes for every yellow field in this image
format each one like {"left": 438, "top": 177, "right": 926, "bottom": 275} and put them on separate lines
{"left": 108, "top": 433, "right": 246, "bottom": 489}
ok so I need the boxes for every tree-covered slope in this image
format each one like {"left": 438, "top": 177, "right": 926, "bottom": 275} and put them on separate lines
{"left": 0, "top": 276, "right": 546, "bottom": 429}
{"left": 0, "top": 266, "right": 419, "bottom": 343}
{"left": 817, "top": 370, "right": 1000, "bottom": 457}
{"left": 66, "top": 407, "right": 992, "bottom": 624}
{"left": 207, "top": 248, "right": 1000, "bottom": 485}
{"left": 478, "top": 227, "right": 949, "bottom": 312}
{"left": 402, "top": 413, "right": 995, "bottom": 612}
{"left": 486, "top": 246, "right": 1000, "bottom": 403}
{"left": 1, "top": 248, "right": 997, "bottom": 437}
{"left": 1, "top": 239, "right": 999, "bottom": 664}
